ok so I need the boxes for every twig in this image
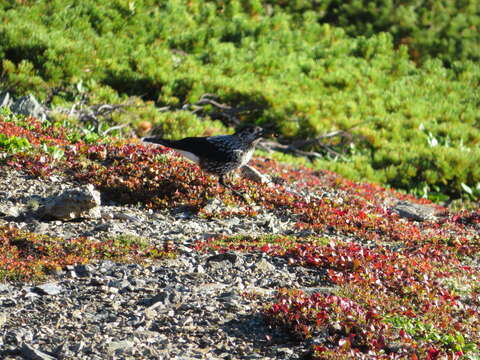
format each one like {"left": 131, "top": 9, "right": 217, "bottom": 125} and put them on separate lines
{"left": 181, "top": 93, "right": 263, "bottom": 127}
{"left": 258, "top": 119, "right": 374, "bottom": 160}
{"left": 258, "top": 140, "right": 326, "bottom": 160}
{"left": 102, "top": 123, "right": 129, "bottom": 136}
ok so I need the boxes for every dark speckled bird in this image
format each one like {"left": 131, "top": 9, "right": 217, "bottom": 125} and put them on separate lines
{"left": 142, "top": 126, "right": 264, "bottom": 190}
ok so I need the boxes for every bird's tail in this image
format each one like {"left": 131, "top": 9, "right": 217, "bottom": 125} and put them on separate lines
{"left": 141, "top": 136, "right": 175, "bottom": 147}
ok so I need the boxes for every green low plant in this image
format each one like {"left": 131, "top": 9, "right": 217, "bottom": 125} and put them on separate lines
{"left": 0, "top": 133, "right": 31, "bottom": 153}
{"left": 385, "top": 315, "right": 478, "bottom": 354}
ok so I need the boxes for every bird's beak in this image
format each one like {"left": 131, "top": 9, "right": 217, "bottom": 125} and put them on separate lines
{"left": 260, "top": 128, "right": 277, "bottom": 138}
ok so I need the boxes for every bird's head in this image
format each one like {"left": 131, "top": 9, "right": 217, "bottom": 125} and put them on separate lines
{"left": 235, "top": 126, "right": 265, "bottom": 143}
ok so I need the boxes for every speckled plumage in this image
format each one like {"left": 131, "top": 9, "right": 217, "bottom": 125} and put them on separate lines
{"left": 142, "top": 126, "right": 264, "bottom": 186}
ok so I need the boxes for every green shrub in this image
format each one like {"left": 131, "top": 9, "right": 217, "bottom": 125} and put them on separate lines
{"left": 332, "top": 0, "right": 480, "bottom": 65}
{"left": 265, "top": 0, "right": 480, "bottom": 66}
{"left": 0, "top": 0, "right": 479, "bottom": 199}
{"left": 149, "top": 111, "right": 228, "bottom": 139}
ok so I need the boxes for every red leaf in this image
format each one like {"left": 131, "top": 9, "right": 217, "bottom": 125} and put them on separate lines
{"left": 426, "top": 347, "right": 440, "bottom": 360}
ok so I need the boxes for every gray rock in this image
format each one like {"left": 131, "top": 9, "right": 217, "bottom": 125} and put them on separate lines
{"left": 11, "top": 94, "right": 47, "bottom": 121}
{"left": 32, "top": 282, "right": 62, "bottom": 296}
{"left": 392, "top": 200, "right": 441, "bottom": 222}
{"left": 21, "top": 342, "right": 56, "bottom": 360}
{"left": 276, "top": 347, "right": 294, "bottom": 356}
{"left": 0, "top": 92, "right": 12, "bottom": 108}
{"left": 39, "top": 184, "right": 101, "bottom": 220}
{"left": 1, "top": 298, "right": 16, "bottom": 307}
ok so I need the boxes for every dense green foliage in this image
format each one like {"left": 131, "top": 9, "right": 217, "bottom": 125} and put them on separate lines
{"left": 343, "top": 0, "right": 479, "bottom": 65}
{"left": 289, "top": 0, "right": 479, "bottom": 65}
{"left": 0, "top": 0, "right": 479, "bottom": 199}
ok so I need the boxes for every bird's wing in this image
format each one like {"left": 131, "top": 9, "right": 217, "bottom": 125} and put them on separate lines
{"left": 143, "top": 136, "right": 233, "bottom": 162}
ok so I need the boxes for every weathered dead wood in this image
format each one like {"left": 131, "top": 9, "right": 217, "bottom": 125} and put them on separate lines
{"left": 258, "top": 120, "right": 372, "bottom": 161}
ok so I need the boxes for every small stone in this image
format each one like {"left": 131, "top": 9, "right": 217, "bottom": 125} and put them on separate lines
{"left": 74, "top": 264, "right": 92, "bottom": 277}
{"left": 33, "top": 222, "right": 49, "bottom": 233}
{"left": 253, "top": 258, "right": 276, "bottom": 273}
{"left": 0, "top": 312, "right": 7, "bottom": 326}
{"left": 107, "top": 339, "right": 134, "bottom": 354}
{"left": 202, "top": 198, "right": 226, "bottom": 213}
{"left": 0, "top": 202, "right": 20, "bottom": 217}
{"left": 32, "top": 282, "right": 62, "bottom": 296}
{"left": 21, "top": 342, "right": 56, "bottom": 360}
{"left": 276, "top": 347, "right": 294, "bottom": 356}
{"left": 1, "top": 298, "right": 17, "bottom": 307}
{"left": 206, "top": 253, "right": 239, "bottom": 268}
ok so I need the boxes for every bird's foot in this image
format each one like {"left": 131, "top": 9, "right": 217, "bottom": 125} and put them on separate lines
{"left": 230, "top": 188, "right": 253, "bottom": 205}
{"left": 218, "top": 176, "right": 253, "bottom": 205}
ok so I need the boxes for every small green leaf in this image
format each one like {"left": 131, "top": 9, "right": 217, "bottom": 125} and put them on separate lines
{"left": 461, "top": 183, "right": 473, "bottom": 195}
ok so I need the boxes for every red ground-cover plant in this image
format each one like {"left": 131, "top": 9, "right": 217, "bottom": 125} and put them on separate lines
{"left": 2, "top": 115, "right": 479, "bottom": 263}
{"left": 3, "top": 116, "right": 479, "bottom": 245}
{"left": 2, "top": 116, "right": 480, "bottom": 357}
{"left": 0, "top": 117, "right": 71, "bottom": 147}
{"left": 0, "top": 226, "right": 175, "bottom": 282}
{"left": 72, "top": 143, "right": 227, "bottom": 209}
{"left": 266, "top": 289, "right": 405, "bottom": 359}
{"left": 266, "top": 289, "right": 470, "bottom": 360}
{"left": 2, "top": 116, "right": 479, "bottom": 261}
{"left": 196, "top": 235, "right": 480, "bottom": 358}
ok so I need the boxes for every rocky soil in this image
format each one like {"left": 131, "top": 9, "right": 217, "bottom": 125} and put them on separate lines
{"left": 0, "top": 168, "right": 336, "bottom": 360}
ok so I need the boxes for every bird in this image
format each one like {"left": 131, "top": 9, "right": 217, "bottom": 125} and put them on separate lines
{"left": 142, "top": 126, "right": 265, "bottom": 196}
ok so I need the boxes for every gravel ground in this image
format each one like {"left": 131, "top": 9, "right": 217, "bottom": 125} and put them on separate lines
{"left": 0, "top": 169, "right": 334, "bottom": 360}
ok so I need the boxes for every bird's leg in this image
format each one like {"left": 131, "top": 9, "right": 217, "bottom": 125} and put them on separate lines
{"left": 199, "top": 186, "right": 209, "bottom": 209}
{"left": 218, "top": 175, "right": 250, "bottom": 204}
